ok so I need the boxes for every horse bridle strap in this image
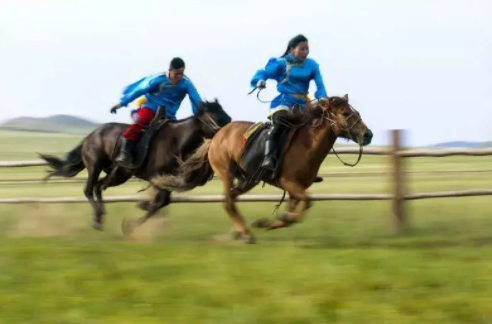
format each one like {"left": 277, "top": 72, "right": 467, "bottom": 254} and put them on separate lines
{"left": 331, "top": 144, "right": 363, "bottom": 167}
{"left": 325, "top": 107, "right": 364, "bottom": 167}
{"left": 249, "top": 88, "right": 364, "bottom": 167}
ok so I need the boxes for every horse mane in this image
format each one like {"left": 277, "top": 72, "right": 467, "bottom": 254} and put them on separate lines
{"left": 195, "top": 100, "right": 223, "bottom": 115}
{"left": 277, "top": 95, "right": 348, "bottom": 127}
{"left": 194, "top": 100, "right": 228, "bottom": 136}
{"left": 305, "top": 96, "right": 350, "bottom": 130}
{"left": 329, "top": 96, "right": 349, "bottom": 107}
{"left": 273, "top": 106, "right": 312, "bottom": 128}
{"left": 166, "top": 100, "right": 224, "bottom": 125}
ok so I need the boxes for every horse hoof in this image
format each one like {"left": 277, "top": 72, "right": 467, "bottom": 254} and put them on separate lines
{"left": 230, "top": 231, "right": 242, "bottom": 240}
{"left": 230, "top": 231, "right": 257, "bottom": 244}
{"left": 92, "top": 221, "right": 103, "bottom": 231}
{"left": 276, "top": 212, "right": 291, "bottom": 223}
{"left": 121, "top": 219, "right": 136, "bottom": 236}
{"left": 252, "top": 218, "right": 271, "bottom": 229}
{"left": 138, "top": 201, "right": 151, "bottom": 212}
{"left": 243, "top": 235, "right": 257, "bottom": 244}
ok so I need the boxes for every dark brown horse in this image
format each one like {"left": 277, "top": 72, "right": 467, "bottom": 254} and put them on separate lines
{"left": 151, "top": 95, "right": 372, "bottom": 243}
{"left": 39, "top": 100, "right": 231, "bottom": 233}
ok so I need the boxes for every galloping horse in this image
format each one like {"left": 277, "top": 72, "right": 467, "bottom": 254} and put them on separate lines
{"left": 39, "top": 100, "right": 231, "bottom": 233}
{"left": 151, "top": 95, "right": 372, "bottom": 243}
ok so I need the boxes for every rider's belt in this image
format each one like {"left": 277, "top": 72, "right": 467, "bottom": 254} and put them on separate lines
{"left": 289, "top": 93, "right": 311, "bottom": 103}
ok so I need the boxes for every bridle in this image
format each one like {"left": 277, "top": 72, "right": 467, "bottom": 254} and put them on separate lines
{"left": 248, "top": 88, "right": 365, "bottom": 167}
{"left": 322, "top": 102, "right": 364, "bottom": 167}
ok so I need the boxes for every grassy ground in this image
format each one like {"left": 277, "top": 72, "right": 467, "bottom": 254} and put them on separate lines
{"left": 0, "top": 130, "right": 491, "bottom": 323}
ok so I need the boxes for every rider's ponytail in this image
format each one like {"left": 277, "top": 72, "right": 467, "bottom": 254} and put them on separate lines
{"left": 280, "top": 45, "right": 291, "bottom": 58}
{"left": 280, "top": 34, "right": 308, "bottom": 57}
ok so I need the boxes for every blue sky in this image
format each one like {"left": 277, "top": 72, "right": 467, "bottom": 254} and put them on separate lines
{"left": 1, "top": 0, "right": 491, "bottom": 146}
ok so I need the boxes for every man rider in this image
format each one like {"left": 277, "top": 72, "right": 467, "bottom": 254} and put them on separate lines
{"left": 110, "top": 57, "right": 203, "bottom": 167}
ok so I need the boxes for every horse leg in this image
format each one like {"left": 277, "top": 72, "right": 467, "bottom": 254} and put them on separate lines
{"left": 136, "top": 185, "right": 156, "bottom": 212}
{"left": 228, "top": 180, "right": 259, "bottom": 239}
{"left": 93, "top": 171, "right": 131, "bottom": 228}
{"left": 214, "top": 164, "right": 257, "bottom": 244}
{"left": 253, "top": 180, "right": 311, "bottom": 231}
{"left": 83, "top": 165, "right": 103, "bottom": 230}
{"left": 286, "top": 197, "right": 300, "bottom": 214}
{"left": 101, "top": 164, "right": 121, "bottom": 191}
{"left": 121, "top": 188, "right": 171, "bottom": 236}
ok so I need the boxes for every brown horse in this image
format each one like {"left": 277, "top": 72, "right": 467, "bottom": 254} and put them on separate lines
{"left": 151, "top": 94, "right": 373, "bottom": 243}
{"left": 39, "top": 100, "right": 231, "bottom": 233}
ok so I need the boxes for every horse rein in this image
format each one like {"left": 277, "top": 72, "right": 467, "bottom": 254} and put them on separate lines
{"left": 248, "top": 87, "right": 364, "bottom": 167}
{"left": 324, "top": 105, "right": 364, "bottom": 167}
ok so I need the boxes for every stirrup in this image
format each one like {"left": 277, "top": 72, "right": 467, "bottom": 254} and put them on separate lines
{"left": 261, "top": 156, "right": 275, "bottom": 170}
{"left": 116, "top": 151, "right": 133, "bottom": 166}
{"left": 116, "top": 137, "right": 134, "bottom": 166}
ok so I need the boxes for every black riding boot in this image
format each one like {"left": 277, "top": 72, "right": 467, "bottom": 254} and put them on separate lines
{"left": 261, "top": 122, "right": 285, "bottom": 170}
{"left": 115, "top": 137, "right": 135, "bottom": 167}
{"left": 261, "top": 135, "right": 277, "bottom": 170}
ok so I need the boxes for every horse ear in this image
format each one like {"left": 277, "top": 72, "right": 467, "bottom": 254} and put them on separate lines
{"left": 343, "top": 94, "right": 349, "bottom": 101}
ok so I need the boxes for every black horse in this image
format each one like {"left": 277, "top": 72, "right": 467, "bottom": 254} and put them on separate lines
{"left": 39, "top": 100, "right": 231, "bottom": 234}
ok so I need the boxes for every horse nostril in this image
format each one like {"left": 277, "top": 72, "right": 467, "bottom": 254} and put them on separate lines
{"left": 363, "top": 130, "right": 373, "bottom": 141}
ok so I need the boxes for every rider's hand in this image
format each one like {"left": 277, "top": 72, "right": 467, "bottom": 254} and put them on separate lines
{"left": 319, "top": 97, "right": 329, "bottom": 108}
{"left": 257, "top": 80, "right": 266, "bottom": 89}
{"left": 110, "top": 103, "right": 122, "bottom": 114}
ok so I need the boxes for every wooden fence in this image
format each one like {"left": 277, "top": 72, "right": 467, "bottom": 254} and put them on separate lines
{"left": 1, "top": 129, "right": 491, "bottom": 233}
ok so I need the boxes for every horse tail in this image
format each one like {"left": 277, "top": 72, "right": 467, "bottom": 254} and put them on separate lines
{"left": 38, "top": 143, "right": 85, "bottom": 181}
{"left": 151, "top": 139, "right": 214, "bottom": 192}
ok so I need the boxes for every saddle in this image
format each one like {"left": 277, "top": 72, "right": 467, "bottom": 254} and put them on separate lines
{"left": 116, "top": 106, "right": 169, "bottom": 170}
{"left": 238, "top": 121, "right": 298, "bottom": 184}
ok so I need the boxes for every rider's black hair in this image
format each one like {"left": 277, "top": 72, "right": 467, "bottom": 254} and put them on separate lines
{"left": 170, "top": 57, "right": 185, "bottom": 70}
{"left": 281, "top": 34, "right": 308, "bottom": 57}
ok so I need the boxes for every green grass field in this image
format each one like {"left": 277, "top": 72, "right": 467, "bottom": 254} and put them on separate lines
{"left": 0, "top": 130, "right": 491, "bottom": 323}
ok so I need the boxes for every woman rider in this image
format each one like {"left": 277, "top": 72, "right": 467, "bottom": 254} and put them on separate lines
{"left": 250, "top": 34, "right": 328, "bottom": 181}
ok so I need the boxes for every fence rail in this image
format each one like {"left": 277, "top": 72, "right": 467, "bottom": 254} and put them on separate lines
{"left": 1, "top": 188, "right": 492, "bottom": 204}
{"left": 2, "top": 169, "right": 492, "bottom": 185}
{"left": 0, "top": 130, "right": 491, "bottom": 233}
{"left": 2, "top": 147, "right": 492, "bottom": 168}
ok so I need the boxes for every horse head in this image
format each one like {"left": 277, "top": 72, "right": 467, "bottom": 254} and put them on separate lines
{"left": 315, "top": 94, "right": 373, "bottom": 146}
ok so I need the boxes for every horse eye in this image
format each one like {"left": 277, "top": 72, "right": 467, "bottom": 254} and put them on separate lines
{"left": 343, "top": 111, "right": 351, "bottom": 117}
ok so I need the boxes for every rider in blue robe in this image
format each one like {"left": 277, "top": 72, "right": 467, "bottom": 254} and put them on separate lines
{"left": 250, "top": 34, "right": 328, "bottom": 172}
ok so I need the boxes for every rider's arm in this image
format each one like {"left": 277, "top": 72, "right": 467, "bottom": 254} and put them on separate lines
{"left": 185, "top": 79, "right": 203, "bottom": 115}
{"left": 312, "top": 61, "right": 328, "bottom": 99}
{"left": 250, "top": 58, "right": 283, "bottom": 88}
{"left": 119, "top": 78, "right": 161, "bottom": 107}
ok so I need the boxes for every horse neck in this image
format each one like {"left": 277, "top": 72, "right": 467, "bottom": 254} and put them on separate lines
{"left": 165, "top": 117, "right": 205, "bottom": 140}
{"left": 140, "top": 117, "right": 204, "bottom": 179}
{"left": 183, "top": 115, "right": 205, "bottom": 128}
{"left": 195, "top": 113, "right": 218, "bottom": 139}
{"left": 305, "top": 119, "right": 338, "bottom": 164}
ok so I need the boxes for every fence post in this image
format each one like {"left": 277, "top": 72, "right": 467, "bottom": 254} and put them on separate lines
{"left": 391, "top": 129, "right": 406, "bottom": 233}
